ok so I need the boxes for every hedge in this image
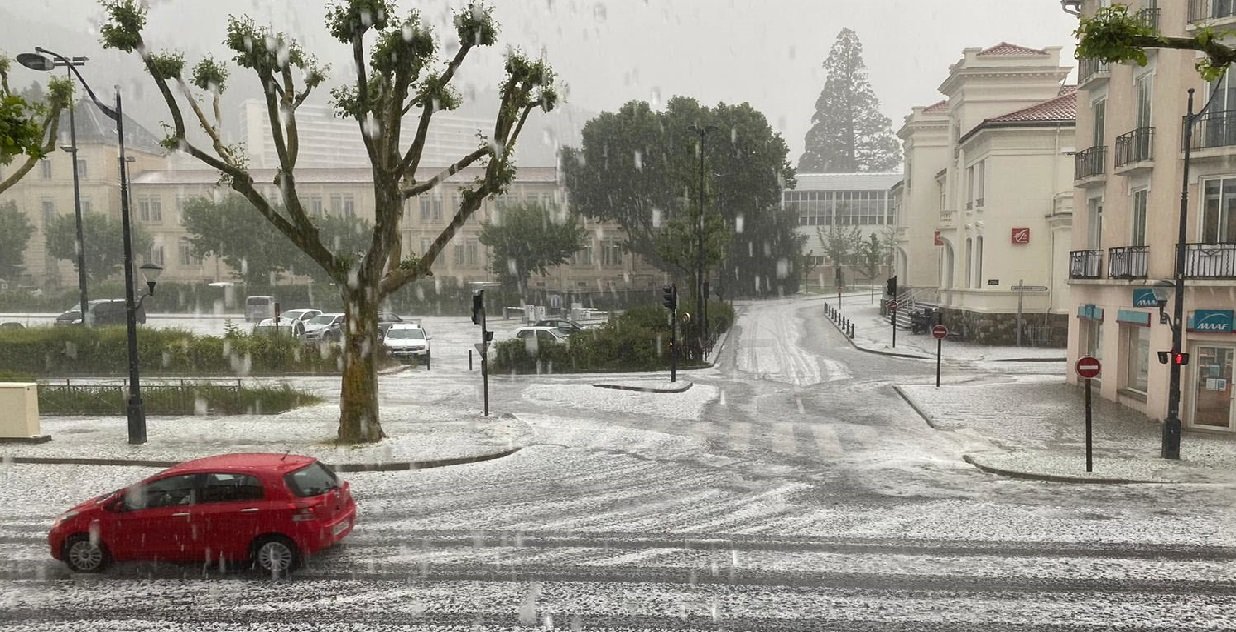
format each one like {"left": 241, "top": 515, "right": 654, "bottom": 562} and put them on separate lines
{"left": 38, "top": 382, "right": 322, "bottom": 416}
{"left": 0, "top": 325, "right": 348, "bottom": 377}
{"left": 491, "top": 300, "right": 734, "bottom": 374}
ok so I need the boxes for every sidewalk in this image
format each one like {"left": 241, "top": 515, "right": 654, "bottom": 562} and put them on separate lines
{"left": 1, "top": 402, "right": 532, "bottom": 472}
{"left": 822, "top": 296, "right": 1066, "bottom": 363}
{"left": 897, "top": 376, "right": 1236, "bottom": 484}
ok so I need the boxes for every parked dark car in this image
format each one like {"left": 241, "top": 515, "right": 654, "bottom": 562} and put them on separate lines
{"left": 55, "top": 299, "right": 146, "bottom": 327}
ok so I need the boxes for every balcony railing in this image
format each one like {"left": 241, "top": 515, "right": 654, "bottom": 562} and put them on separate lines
{"left": 1079, "top": 58, "right": 1109, "bottom": 84}
{"left": 1115, "top": 127, "right": 1154, "bottom": 168}
{"left": 1185, "top": 243, "right": 1236, "bottom": 278}
{"left": 1070, "top": 249, "right": 1103, "bottom": 279}
{"left": 1189, "top": 109, "right": 1236, "bottom": 150}
{"left": 1190, "top": 0, "right": 1236, "bottom": 22}
{"left": 1137, "top": 6, "right": 1161, "bottom": 30}
{"left": 1108, "top": 245, "right": 1148, "bottom": 279}
{"left": 1074, "top": 146, "right": 1106, "bottom": 180}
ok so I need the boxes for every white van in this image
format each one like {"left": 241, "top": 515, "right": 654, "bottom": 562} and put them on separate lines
{"left": 245, "top": 296, "right": 277, "bottom": 322}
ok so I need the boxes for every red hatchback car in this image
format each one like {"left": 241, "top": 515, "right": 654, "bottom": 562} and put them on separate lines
{"left": 49, "top": 453, "right": 356, "bottom": 576}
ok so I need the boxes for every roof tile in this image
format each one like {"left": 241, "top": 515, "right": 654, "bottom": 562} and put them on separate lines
{"left": 988, "top": 89, "right": 1077, "bottom": 123}
{"left": 977, "top": 42, "right": 1049, "bottom": 57}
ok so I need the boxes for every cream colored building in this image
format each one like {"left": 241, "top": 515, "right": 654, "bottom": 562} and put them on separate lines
{"left": 895, "top": 43, "right": 1076, "bottom": 345}
{"left": 786, "top": 172, "right": 901, "bottom": 290}
{"left": 1066, "top": 0, "right": 1236, "bottom": 433}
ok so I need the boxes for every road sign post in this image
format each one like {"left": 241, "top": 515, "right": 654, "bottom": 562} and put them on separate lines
{"left": 1076, "top": 356, "right": 1101, "bottom": 472}
{"left": 1011, "top": 282, "right": 1049, "bottom": 347}
{"left": 932, "top": 324, "right": 948, "bottom": 387}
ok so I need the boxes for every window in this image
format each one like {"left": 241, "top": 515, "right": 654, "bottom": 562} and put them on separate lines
{"left": 39, "top": 160, "right": 51, "bottom": 179}
{"left": 139, "top": 197, "right": 162, "bottom": 223}
{"left": 1083, "top": 319, "right": 1103, "bottom": 363}
{"left": 419, "top": 238, "right": 431, "bottom": 255}
{"left": 330, "top": 194, "right": 343, "bottom": 216}
{"left": 573, "top": 240, "right": 594, "bottom": 266}
{"left": 601, "top": 241, "right": 624, "bottom": 267}
{"left": 309, "top": 196, "right": 323, "bottom": 216}
{"left": 150, "top": 245, "right": 165, "bottom": 267}
{"left": 41, "top": 200, "right": 55, "bottom": 226}
{"left": 453, "top": 242, "right": 465, "bottom": 266}
{"left": 964, "top": 237, "right": 973, "bottom": 288}
{"left": 80, "top": 199, "right": 92, "bottom": 215}
{"left": 1092, "top": 98, "right": 1105, "bottom": 147}
{"left": 1123, "top": 325, "right": 1150, "bottom": 393}
{"left": 342, "top": 194, "right": 355, "bottom": 217}
{"left": 973, "top": 236, "right": 984, "bottom": 287}
{"left": 76, "top": 158, "right": 87, "bottom": 179}
{"left": 465, "top": 240, "right": 478, "bottom": 267}
{"left": 1206, "top": 69, "right": 1236, "bottom": 147}
{"left": 965, "top": 165, "right": 975, "bottom": 208}
{"left": 419, "top": 196, "right": 432, "bottom": 221}
{"left": 975, "top": 160, "right": 985, "bottom": 207}
{"left": 284, "top": 461, "right": 339, "bottom": 497}
{"left": 179, "top": 239, "right": 201, "bottom": 267}
{"left": 1135, "top": 73, "right": 1153, "bottom": 129}
{"left": 200, "top": 473, "right": 264, "bottom": 503}
{"left": 431, "top": 197, "right": 442, "bottom": 221}
{"left": 1131, "top": 189, "right": 1148, "bottom": 247}
{"left": 1087, "top": 197, "right": 1103, "bottom": 250}
{"left": 1202, "top": 177, "right": 1236, "bottom": 243}
{"left": 126, "top": 474, "right": 197, "bottom": 510}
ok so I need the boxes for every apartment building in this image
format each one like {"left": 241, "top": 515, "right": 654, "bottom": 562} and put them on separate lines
{"left": 895, "top": 44, "right": 1076, "bottom": 345}
{"left": 786, "top": 172, "right": 901, "bottom": 290}
{"left": 1067, "top": 0, "right": 1236, "bottom": 432}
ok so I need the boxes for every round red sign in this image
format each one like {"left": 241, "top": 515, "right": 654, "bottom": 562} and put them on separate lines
{"left": 931, "top": 324, "right": 948, "bottom": 339}
{"left": 1076, "top": 356, "right": 1101, "bottom": 378}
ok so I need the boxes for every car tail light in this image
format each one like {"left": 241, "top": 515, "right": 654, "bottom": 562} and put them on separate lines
{"left": 291, "top": 507, "right": 317, "bottom": 523}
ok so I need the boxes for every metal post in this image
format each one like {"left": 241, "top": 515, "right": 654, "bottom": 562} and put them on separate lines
{"left": 936, "top": 310, "right": 943, "bottom": 388}
{"left": 116, "top": 91, "right": 146, "bottom": 445}
{"left": 891, "top": 302, "right": 897, "bottom": 349}
{"left": 1164, "top": 89, "right": 1194, "bottom": 461}
{"left": 696, "top": 129, "right": 706, "bottom": 361}
{"left": 1016, "top": 278, "right": 1024, "bottom": 348}
{"left": 468, "top": 348, "right": 473, "bottom": 371}
{"left": 670, "top": 284, "right": 678, "bottom": 383}
{"left": 1085, "top": 377, "right": 1094, "bottom": 472}
{"left": 481, "top": 302, "right": 489, "bottom": 417}
{"left": 65, "top": 84, "right": 89, "bottom": 326}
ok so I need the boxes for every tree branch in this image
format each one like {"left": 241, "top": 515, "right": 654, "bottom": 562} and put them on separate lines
{"left": 400, "top": 147, "right": 488, "bottom": 199}
{"left": 0, "top": 105, "right": 63, "bottom": 195}
{"left": 350, "top": 25, "right": 379, "bottom": 167}
{"left": 396, "top": 44, "right": 472, "bottom": 179}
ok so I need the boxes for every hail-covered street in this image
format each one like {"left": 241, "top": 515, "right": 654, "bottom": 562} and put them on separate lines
{"left": 3, "top": 296, "right": 1236, "bottom": 630}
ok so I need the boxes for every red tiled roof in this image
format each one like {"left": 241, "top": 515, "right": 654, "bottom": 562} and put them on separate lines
{"left": 977, "top": 42, "right": 1049, "bottom": 57}
{"left": 1059, "top": 83, "right": 1077, "bottom": 96}
{"left": 922, "top": 100, "right": 949, "bottom": 113}
{"left": 988, "top": 89, "right": 1077, "bottom": 123}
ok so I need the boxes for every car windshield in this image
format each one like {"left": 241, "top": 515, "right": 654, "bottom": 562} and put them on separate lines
{"left": 284, "top": 461, "right": 339, "bottom": 497}
{"left": 385, "top": 328, "right": 424, "bottom": 340}
{"left": 307, "top": 314, "right": 337, "bottom": 325}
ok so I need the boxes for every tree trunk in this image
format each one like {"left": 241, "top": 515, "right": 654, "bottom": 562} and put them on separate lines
{"left": 337, "top": 285, "right": 385, "bottom": 444}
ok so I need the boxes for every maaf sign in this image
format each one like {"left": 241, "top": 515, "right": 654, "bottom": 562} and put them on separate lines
{"left": 1188, "top": 309, "right": 1234, "bottom": 333}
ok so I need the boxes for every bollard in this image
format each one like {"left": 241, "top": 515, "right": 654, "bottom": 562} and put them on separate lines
{"left": 468, "top": 349, "right": 473, "bottom": 371}
{"left": 849, "top": 323, "right": 855, "bottom": 338}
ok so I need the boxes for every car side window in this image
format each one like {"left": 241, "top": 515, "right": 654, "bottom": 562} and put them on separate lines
{"left": 126, "top": 474, "right": 197, "bottom": 510}
{"left": 200, "top": 473, "right": 264, "bottom": 503}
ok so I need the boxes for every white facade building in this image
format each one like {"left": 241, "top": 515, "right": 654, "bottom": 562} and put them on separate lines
{"left": 786, "top": 172, "right": 901, "bottom": 290}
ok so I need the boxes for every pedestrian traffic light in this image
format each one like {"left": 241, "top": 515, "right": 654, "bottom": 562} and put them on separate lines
{"left": 484, "top": 331, "right": 493, "bottom": 343}
{"left": 1157, "top": 351, "right": 1169, "bottom": 365}
{"left": 1158, "top": 351, "right": 1191, "bottom": 366}
{"left": 886, "top": 275, "right": 898, "bottom": 297}
{"left": 1174, "top": 352, "right": 1190, "bottom": 366}
{"left": 662, "top": 284, "right": 676, "bottom": 311}
{"left": 471, "top": 290, "right": 484, "bottom": 325}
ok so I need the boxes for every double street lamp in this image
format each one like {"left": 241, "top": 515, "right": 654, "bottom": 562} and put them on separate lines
{"left": 19, "top": 47, "right": 160, "bottom": 445}
{"left": 688, "top": 123, "right": 717, "bottom": 358}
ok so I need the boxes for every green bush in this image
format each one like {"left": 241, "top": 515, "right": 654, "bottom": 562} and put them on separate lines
{"left": 0, "top": 325, "right": 345, "bottom": 377}
{"left": 38, "top": 382, "right": 322, "bottom": 416}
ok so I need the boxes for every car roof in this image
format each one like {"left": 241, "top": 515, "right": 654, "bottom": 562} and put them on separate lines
{"left": 163, "top": 452, "right": 317, "bottom": 476}
{"left": 387, "top": 323, "right": 423, "bottom": 329}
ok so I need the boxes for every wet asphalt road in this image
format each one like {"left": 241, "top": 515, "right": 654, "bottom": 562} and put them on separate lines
{"left": 3, "top": 296, "right": 1236, "bottom": 630}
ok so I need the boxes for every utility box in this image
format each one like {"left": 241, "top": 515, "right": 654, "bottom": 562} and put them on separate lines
{"left": 0, "top": 383, "right": 45, "bottom": 441}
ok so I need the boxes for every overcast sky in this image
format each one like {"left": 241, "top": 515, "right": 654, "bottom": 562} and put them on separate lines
{"left": 1, "top": 0, "right": 1079, "bottom": 159}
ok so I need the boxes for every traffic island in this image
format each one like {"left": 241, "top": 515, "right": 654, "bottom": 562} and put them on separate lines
{"left": 593, "top": 379, "right": 693, "bottom": 393}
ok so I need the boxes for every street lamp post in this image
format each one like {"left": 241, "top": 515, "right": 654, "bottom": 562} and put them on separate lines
{"left": 18, "top": 47, "right": 155, "bottom": 445}
{"left": 18, "top": 50, "right": 89, "bottom": 324}
{"left": 689, "top": 123, "right": 717, "bottom": 358}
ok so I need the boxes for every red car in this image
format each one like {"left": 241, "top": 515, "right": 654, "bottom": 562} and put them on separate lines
{"left": 49, "top": 453, "right": 356, "bottom": 576}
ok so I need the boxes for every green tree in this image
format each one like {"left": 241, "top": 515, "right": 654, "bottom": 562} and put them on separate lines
{"left": 1076, "top": 4, "right": 1235, "bottom": 80}
{"left": 798, "top": 28, "right": 900, "bottom": 173}
{"left": 0, "top": 53, "right": 72, "bottom": 194}
{"left": 478, "top": 202, "right": 585, "bottom": 295}
{"left": 44, "top": 212, "right": 152, "bottom": 285}
{"left": 0, "top": 201, "right": 34, "bottom": 282}
{"left": 817, "top": 223, "right": 862, "bottom": 286}
{"left": 101, "top": 0, "right": 557, "bottom": 443}
{"left": 182, "top": 195, "right": 373, "bottom": 287}
{"left": 562, "top": 97, "right": 797, "bottom": 298}
{"left": 856, "top": 232, "right": 883, "bottom": 282}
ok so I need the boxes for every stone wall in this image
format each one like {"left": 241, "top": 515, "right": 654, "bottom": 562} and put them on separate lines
{"left": 939, "top": 308, "right": 1068, "bottom": 348}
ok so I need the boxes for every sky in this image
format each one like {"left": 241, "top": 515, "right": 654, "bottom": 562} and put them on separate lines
{"left": 0, "top": 0, "right": 1080, "bottom": 161}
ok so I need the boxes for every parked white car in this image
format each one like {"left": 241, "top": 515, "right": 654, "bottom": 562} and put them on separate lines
{"left": 255, "top": 308, "right": 321, "bottom": 336}
{"left": 382, "top": 323, "right": 431, "bottom": 368}
{"left": 301, "top": 312, "right": 345, "bottom": 342}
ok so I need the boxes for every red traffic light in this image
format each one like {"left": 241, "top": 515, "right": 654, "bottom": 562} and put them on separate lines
{"left": 1174, "top": 352, "right": 1190, "bottom": 366}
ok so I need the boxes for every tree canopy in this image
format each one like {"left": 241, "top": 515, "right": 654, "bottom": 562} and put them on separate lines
{"left": 0, "top": 53, "right": 72, "bottom": 195}
{"left": 45, "top": 211, "right": 152, "bottom": 285}
{"left": 562, "top": 96, "right": 800, "bottom": 297}
{"left": 1076, "top": 4, "right": 1236, "bottom": 81}
{"left": 478, "top": 201, "right": 585, "bottom": 294}
{"left": 100, "top": 0, "right": 558, "bottom": 443}
{"left": 798, "top": 28, "right": 900, "bottom": 173}
{"left": 0, "top": 201, "right": 34, "bottom": 282}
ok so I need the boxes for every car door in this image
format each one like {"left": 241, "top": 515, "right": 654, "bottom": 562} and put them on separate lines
{"left": 105, "top": 474, "right": 200, "bottom": 562}
{"left": 192, "top": 472, "right": 268, "bottom": 564}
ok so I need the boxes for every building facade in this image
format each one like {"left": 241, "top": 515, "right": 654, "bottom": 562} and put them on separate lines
{"left": 786, "top": 172, "right": 902, "bottom": 290}
{"left": 1067, "top": 0, "right": 1236, "bottom": 433}
{"left": 895, "top": 43, "right": 1076, "bottom": 345}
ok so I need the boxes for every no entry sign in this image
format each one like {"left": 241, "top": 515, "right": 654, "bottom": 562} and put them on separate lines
{"left": 1076, "top": 356, "right": 1101, "bottom": 379}
{"left": 932, "top": 324, "right": 948, "bottom": 339}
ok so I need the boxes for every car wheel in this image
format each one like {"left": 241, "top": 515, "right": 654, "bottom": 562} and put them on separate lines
{"left": 63, "top": 534, "right": 109, "bottom": 573}
{"left": 252, "top": 535, "right": 299, "bottom": 577}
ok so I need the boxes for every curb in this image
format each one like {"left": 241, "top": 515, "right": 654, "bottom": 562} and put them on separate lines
{"left": 993, "top": 357, "right": 1067, "bottom": 363}
{"left": 961, "top": 454, "right": 1167, "bottom": 485}
{"left": 593, "top": 381, "right": 693, "bottom": 393}
{"left": 892, "top": 385, "right": 939, "bottom": 429}
{"left": 6, "top": 447, "right": 522, "bottom": 472}
{"left": 821, "top": 310, "right": 932, "bottom": 360}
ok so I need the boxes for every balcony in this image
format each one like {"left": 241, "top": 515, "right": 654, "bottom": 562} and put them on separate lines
{"left": 1137, "top": 6, "right": 1161, "bottom": 31}
{"left": 1070, "top": 249, "right": 1104, "bottom": 279}
{"left": 1190, "top": 0, "right": 1236, "bottom": 23}
{"left": 1185, "top": 243, "right": 1236, "bottom": 278}
{"left": 1108, "top": 245, "right": 1148, "bottom": 279}
{"left": 1074, "top": 146, "right": 1106, "bottom": 182}
{"left": 1078, "top": 58, "right": 1110, "bottom": 88}
{"left": 1114, "top": 127, "right": 1154, "bottom": 172}
{"left": 1188, "top": 109, "right": 1236, "bottom": 151}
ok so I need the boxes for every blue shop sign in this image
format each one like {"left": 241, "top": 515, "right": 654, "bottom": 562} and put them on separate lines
{"left": 1117, "top": 309, "right": 1151, "bottom": 327}
{"left": 1132, "top": 288, "right": 1160, "bottom": 308}
{"left": 1188, "top": 309, "right": 1234, "bottom": 333}
{"left": 1077, "top": 304, "right": 1104, "bottom": 321}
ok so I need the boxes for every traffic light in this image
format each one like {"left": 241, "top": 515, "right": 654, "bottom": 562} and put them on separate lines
{"left": 886, "top": 275, "right": 898, "bottom": 296}
{"left": 1158, "top": 351, "right": 1191, "bottom": 366}
{"left": 1175, "top": 352, "right": 1190, "bottom": 366}
{"left": 662, "top": 284, "right": 677, "bottom": 311}
{"left": 471, "top": 290, "right": 484, "bottom": 325}
{"left": 484, "top": 330, "right": 494, "bottom": 343}
{"left": 1157, "top": 351, "right": 1169, "bottom": 365}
